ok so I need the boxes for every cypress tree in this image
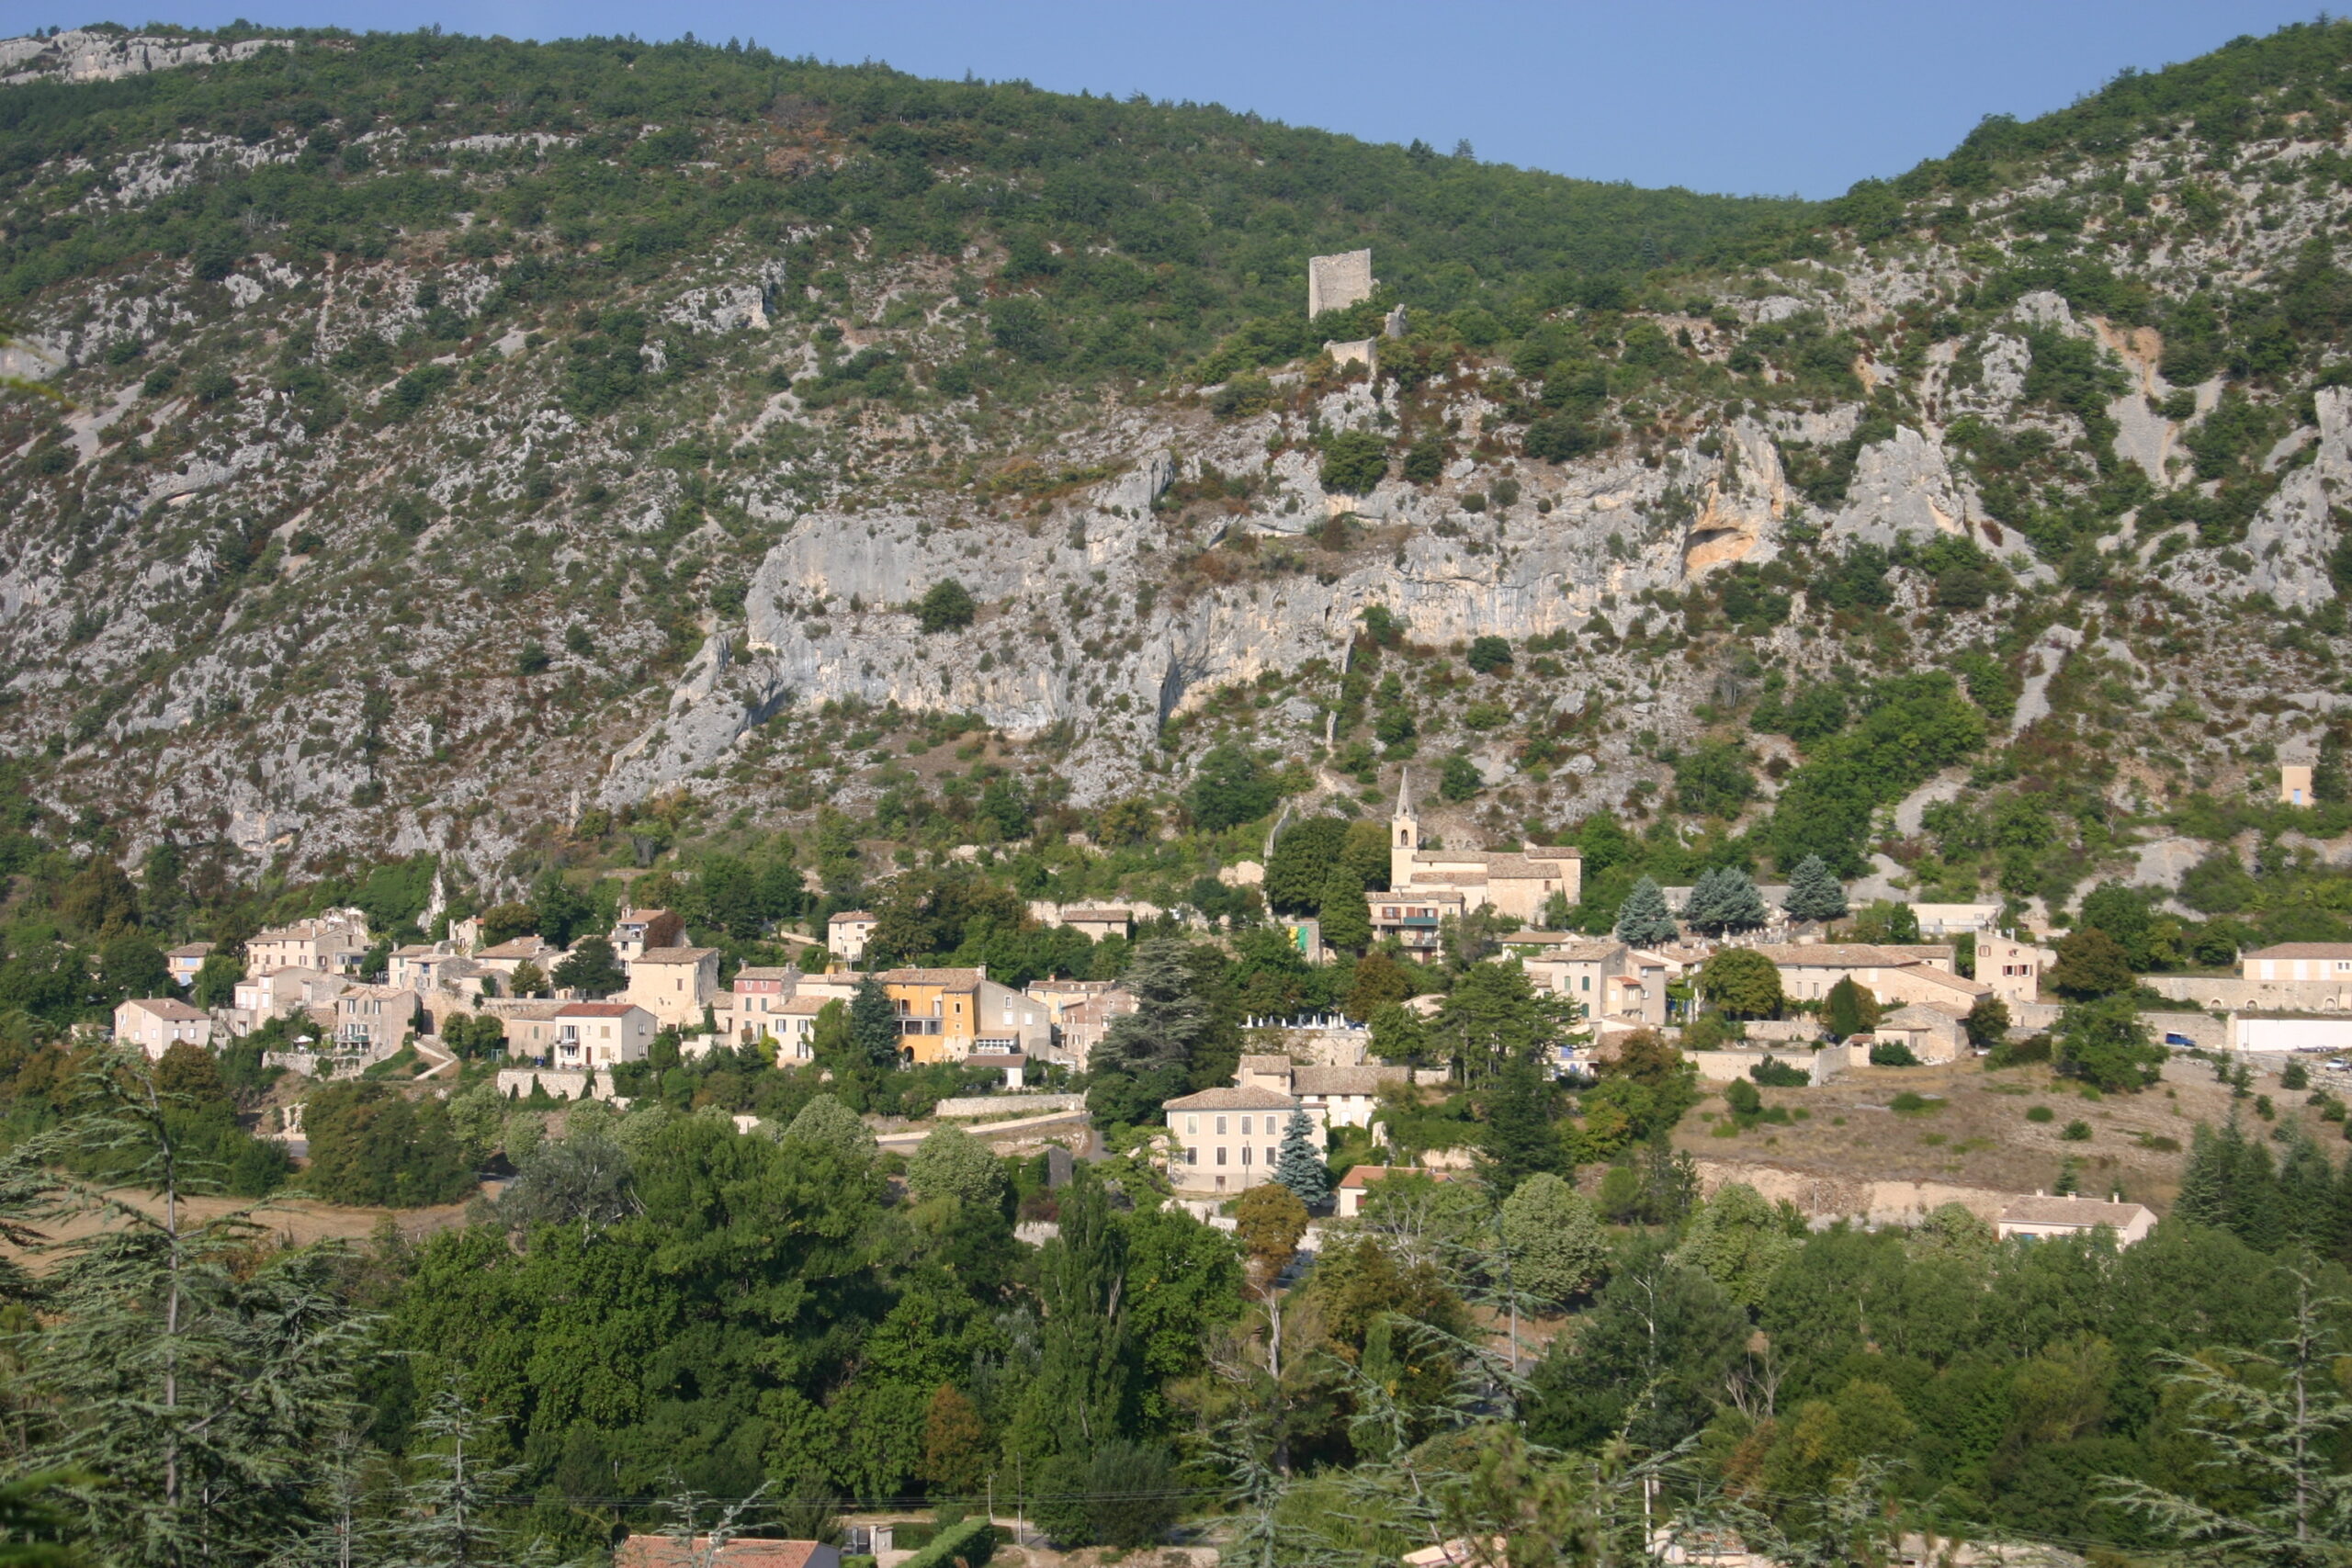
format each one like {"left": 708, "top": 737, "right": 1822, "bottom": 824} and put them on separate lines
{"left": 1825, "top": 976, "right": 1876, "bottom": 1040}
{"left": 1482, "top": 1056, "right": 1564, "bottom": 1194}
{"left": 1782, "top": 854, "right": 1849, "bottom": 922}
{"left": 850, "top": 975, "right": 901, "bottom": 1067}
{"left": 1271, "top": 1108, "right": 1331, "bottom": 1207}
{"left": 1614, "top": 875, "right": 1679, "bottom": 947}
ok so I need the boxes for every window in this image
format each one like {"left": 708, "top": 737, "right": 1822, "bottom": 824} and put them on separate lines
{"left": 1267, "top": 1146, "right": 1277, "bottom": 1165}
{"left": 1215, "top": 1146, "right": 1227, "bottom": 1166}
{"left": 1186, "top": 1115, "right": 1199, "bottom": 1134}
{"left": 1240, "top": 1115, "right": 1252, "bottom": 1134}
{"left": 1581, "top": 976, "right": 1591, "bottom": 991}
{"left": 1216, "top": 1116, "right": 1227, "bottom": 1135}
{"left": 1185, "top": 1147, "right": 1197, "bottom": 1166}
{"left": 1240, "top": 1146, "right": 1251, "bottom": 1166}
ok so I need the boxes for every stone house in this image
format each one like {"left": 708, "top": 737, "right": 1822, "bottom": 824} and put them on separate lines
{"left": 165, "top": 942, "right": 214, "bottom": 989}
{"left": 246, "top": 913, "right": 372, "bottom": 977}
{"left": 1023, "top": 978, "right": 1136, "bottom": 1070}
{"left": 473, "top": 935, "right": 567, "bottom": 987}
{"left": 1335, "top": 1164, "right": 1460, "bottom": 1219}
{"left": 623, "top": 946, "right": 723, "bottom": 1030}
{"left": 2243, "top": 942, "right": 2352, "bottom": 987}
{"left": 232, "top": 966, "right": 352, "bottom": 1030}
{"left": 609, "top": 907, "right": 684, "bottom": 963}
{"left": 827, "top": 910, "right": 876, "bottom": 965}
{"left": 114, "top": 997, "right": 212, "bottom": 1058}
{"left": 1233, "top": 1055, "right": 1402, "bottom": 1129}
{"left": 334, "top": 985, "right": 419, "bottom": 1051}
{"left": 484, "top": 999, "right": 569, "bottom": 1059}
{"left": 1520, "top": 939, "right": 1671, "bottom": 1029}
{"left": 1746, "top": 942, "right": 1992, "bottom": 1018}
{"left": 1866, "top": 1003, "right": 1969, "bottom": 1064}
{"left": 1057, "top": 907, "right": 1134, "bottom": 942}
{"left": 1162, "top": 1085, "right": 1325, "bottom": 1195}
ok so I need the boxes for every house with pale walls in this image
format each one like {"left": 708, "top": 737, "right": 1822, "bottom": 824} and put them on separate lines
{"left": 114, "top": 998, "right": 212, "bottom": 1058}
{"left": 761, "top": 995, "right": 830, "bottom": 1062}
{"left": 623, "top": 945, "right": 723, "bottom": 1029}
{"left": 165, "top": 942, "right": 214, "bottom": 989}
{"left": 2283, "top": 763, "right": 2315, "bottom": 807}
{"left": 1233, "top": 1055, "right": 1402, "bottom": 1129}
{"left": 246, "top": 912, "right": 373, "bottom": 977}
{"left": 1974, "top": 934, "right": 2055, "bottom": 1008}
{"left": 1744, "top": 942, "right": 1994, "bottom": 1019}
{"left": 1516, "top": 939, "right": 1671, "bottom": 1030}
{"left": 717, "top": 965, "right": 799, "bottom": 1043}
{"left": 232, "top": 966, "right": 351, "bottom": 1032}
{"left": 828, "top": 910, "right": 876, "bottom": 965}
{"left": 1387, "top": 774, "right": 1580, "bottom": 922}
{"left": 548, "top": 1002, "right": 657, "bottom": 1069}
{"left": 1162, "top": 1084, "right": 1325, "bottom": 1196}
{"left": 625, "top": 944, "right": 724, "bottom": 1029}
{"left": 609, "top": 908, "right": 684, "bottom": 963}
{"left": 1365, "top": 888, "right": 1465, "bottom": 958}
{"left": 1996, "top": 1192, "right": 2156, "bottom": 1247}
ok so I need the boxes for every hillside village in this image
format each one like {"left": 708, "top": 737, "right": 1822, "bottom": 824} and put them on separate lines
{"left": 11, "top": 19, "right": 2352, "bottom": 1568}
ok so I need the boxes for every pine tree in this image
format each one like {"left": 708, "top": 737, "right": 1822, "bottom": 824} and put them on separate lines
{"left": 396, "top": 1379, "right": 525, "bottom": 1568}
{"left": 2176, "top": 1122, "right": 2233, "bottom": 1229}
{"left": 1686, "top": 867, "right": 1768, "bottom": 935}
{"left": 2108, "top": 1271, "right": 2352, "bottom": 1559}
{"left": 1481, "top": 1056, "right": 1563, "bottom": 1193}
{"left": 1614, "top": 876, "right": 1679, "bottom": 947}
{"left": 34, "top": 1055, "right": 375, "bottom": 1568}
{"left": 1781, "top": 854, "right": 1849, "bottom": 922}
{"left": 1271, "top": 1109, "right": 1331, "bottom": 1207}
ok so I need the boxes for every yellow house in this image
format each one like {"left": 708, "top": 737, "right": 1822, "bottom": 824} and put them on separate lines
{"left": 876, "top": 966, "right": 1047, "bottom": 1064}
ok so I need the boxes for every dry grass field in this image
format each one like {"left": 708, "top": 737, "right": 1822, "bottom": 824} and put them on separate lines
{"left": 1670, "top": 1053, "right": 2335, "bottom": 1215}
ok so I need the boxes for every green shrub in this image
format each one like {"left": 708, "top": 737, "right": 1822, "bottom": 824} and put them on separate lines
{"left": 2026, "top": 1104, "right": 2054, "bottom": 1123}
{"left": 1749, "top": 1056, "right": 1809, "bottom": 1088}
{"left": 1466, "top": 636, "right": 1513, "bottom": 674}
{"left": 901, "top": 1519, "right": 994, "bottom": 1568}
{"left": 2060, "top": 1119, "right": 2093, "bottom": 1141}
{"left": 916, "top": 580, "right": 978, "bottom": 633}
{"left": 1868, "top": 1041, "right": 1920, "bottom": 1067}
{"left": 1889, "top": 1091, "right": 1941, "bottom": 1115}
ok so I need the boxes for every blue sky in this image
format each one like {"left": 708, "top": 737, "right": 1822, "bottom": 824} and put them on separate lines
{"left": 0, "top": 1, "right": 2323, "bottom": 197}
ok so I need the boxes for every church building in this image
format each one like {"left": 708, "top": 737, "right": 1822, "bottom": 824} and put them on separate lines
{"left": 1386, "top": 774, "right": 1582, "bottom": 922}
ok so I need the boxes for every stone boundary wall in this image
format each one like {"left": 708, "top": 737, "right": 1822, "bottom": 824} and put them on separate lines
{"left": 932, "top": 1092, "right": 1089, "bottom": 1119}
{"left": 2145, "top": 976, "right": 2352, "bottom": 1011}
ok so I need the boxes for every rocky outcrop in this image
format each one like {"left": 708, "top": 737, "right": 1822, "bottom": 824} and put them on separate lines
{"left": 2157, "top": 385, "right": 2350, "bottom": 608}
{"left": 0, "top": 28, "right": 288, "bottom": 85}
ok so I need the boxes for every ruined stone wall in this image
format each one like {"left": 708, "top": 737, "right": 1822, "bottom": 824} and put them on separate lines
{"left": 1307, "top": 249, "right": 1374, "bottom": 317}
